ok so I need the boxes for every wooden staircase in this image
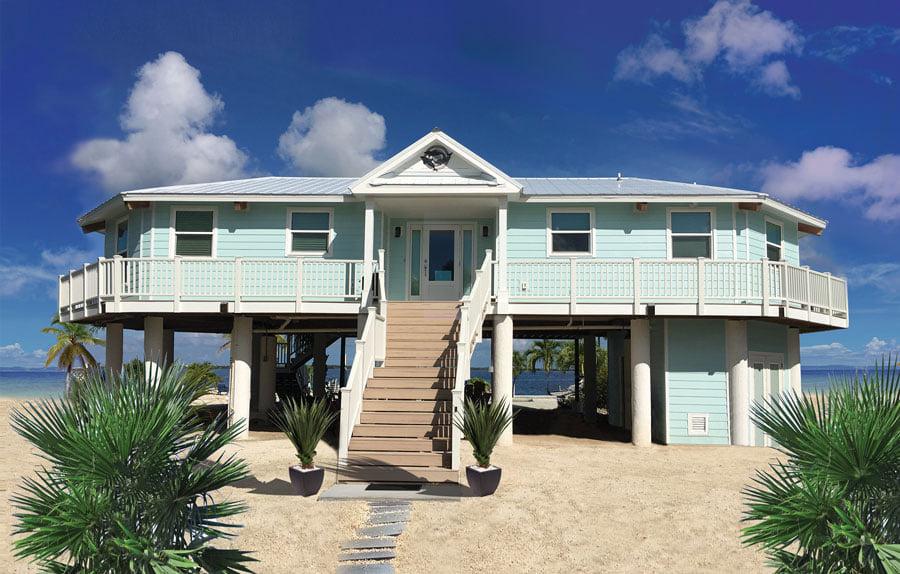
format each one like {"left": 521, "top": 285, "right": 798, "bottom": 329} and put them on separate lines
{"left": 342, "top": 301, "right": 459, "bottom": 483}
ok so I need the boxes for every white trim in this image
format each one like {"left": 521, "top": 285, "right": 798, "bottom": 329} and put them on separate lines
{"left": 744, "top": 211, "right": 750, "bottom": 260}
{"left": 140, "top": 209, "right": 146, "bottom": 258}
{"left": 764, "top": 217, "right": 784, "bottom": 262}
{"left": 406, "top": 224, "right": 423, "bottom": 300}
{"left": 150, "top": 205, "right": 157, "bottom": 257}
{"left": 168, "top": 206, "right": 218, "bottom": 258}
{"left": 686, "top": 413, "right": 710, "bottom": 436}
{"left": 546, "top": 207, "right": 594, "bottom": 257}
{"left": 731, "top": 204, "right": 737, "bottom": 260}
{"left": 666, "top": 207, "right": 716, "bottom": 260}
{"left": 285, "top": 207, "right": 334, "bottom": 257}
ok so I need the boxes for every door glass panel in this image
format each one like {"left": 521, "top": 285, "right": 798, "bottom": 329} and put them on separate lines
{"left": 463, "top": 229, "right": 473, "bottom": 294}
{"left": 769, "top": 364, "right": 781, "bottom": 396}
{"left": 752, "top": 363, "right": 765, "bottom": 446}
{"left": 428, "top": 230, "right": 455, "bottom": 282}
{"left": 410, "top": 229, "right": 421, "bottom": 296}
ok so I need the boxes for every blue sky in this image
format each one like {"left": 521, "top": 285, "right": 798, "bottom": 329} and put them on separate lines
{"left": 1, "top": 0, "right": 898, "bottom": 368}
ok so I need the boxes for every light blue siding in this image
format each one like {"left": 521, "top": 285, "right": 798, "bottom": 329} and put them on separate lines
{"left": 507, "top": 203, "right": 550, "bottom": 259}
{"left": 666, "top": 319, "right": 730, "bottom": 445}
{"left": 744, "top": 211, "right": 799, "bottom": 265}
{"left": 596, "top": 204, "right": 666, "bottom": 258}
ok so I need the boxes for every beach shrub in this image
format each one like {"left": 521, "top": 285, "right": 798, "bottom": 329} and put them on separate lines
{"left": 743, "top": 356, "right": 900, "bottom": 573}
{"left": 454, "top": 397, "right": 514, "bottom": 468}
{"left": 465, "top": 377, "right": 492, "bottom": 405}
{"left": 10, "top": 364, "right": 253, "bottom": 573}
{"left": 270, "top": 397, "right": 337, "bottom": 468}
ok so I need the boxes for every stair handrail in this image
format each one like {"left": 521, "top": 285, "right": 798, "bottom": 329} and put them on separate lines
{"left": 338, "top": 304, "right": 379, "bottom": 461}
{"left": 451, "top": 249, "right": 494, "bottom": 471}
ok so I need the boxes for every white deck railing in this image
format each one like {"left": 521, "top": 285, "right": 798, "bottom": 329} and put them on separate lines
{"left": 59, "top": 256, "right": 366, "bottom": 316}
{"left": 504, "top": 257, "right": 848, "bottom": 320}
{"left": 451, "top": 249, "right": 495, "bottom": 471}
{"left": 338, "top": 249, "right": 387, "bottom": 462}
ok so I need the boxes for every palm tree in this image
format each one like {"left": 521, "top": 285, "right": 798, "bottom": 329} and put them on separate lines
{"left": 742, "top": 356, "right": 900, "bottom": 572}
{"left": 11, "top": 364, "right": 253, "bottom": 572}
{"left": 42, "top": 315, "right": 104, "bottom": 395}
{"left": 525, "top": 339, "right": 562, "bottom": 373}
{"left": 512, "top": 350, "right": 527, "bottom": 386}
{"left": 184, "top": 361, "right": 222, "bottom": 396}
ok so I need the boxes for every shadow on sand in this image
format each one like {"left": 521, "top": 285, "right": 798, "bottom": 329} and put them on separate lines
{"left": 513, "top": 405, "right": 631, "bottom": 443}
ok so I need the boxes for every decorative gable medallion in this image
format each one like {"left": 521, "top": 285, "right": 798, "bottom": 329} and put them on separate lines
{"left": 421, "top": 145, "right": 452, "bottom": 171}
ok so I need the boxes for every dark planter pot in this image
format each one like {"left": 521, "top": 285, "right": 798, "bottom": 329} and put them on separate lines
{"left": 289, "top": 465, "right": 324, "bottom": 496}
{"left": 466, "top": 465, "right": 502, "bottom": 496}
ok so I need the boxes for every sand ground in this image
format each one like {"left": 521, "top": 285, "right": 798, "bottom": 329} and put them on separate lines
{"left": 1, "top": 398, "right": 775, "bottom": 573}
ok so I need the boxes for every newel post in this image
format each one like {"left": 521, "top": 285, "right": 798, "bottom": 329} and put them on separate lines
{"left": 112, "top": 255, "right": 122, "bottom": 309}
{"left": 233, "top": 257, "right": 243, "bottom": 313}
{"left": 761, "top": 258, "right": 770, "bottom": 316}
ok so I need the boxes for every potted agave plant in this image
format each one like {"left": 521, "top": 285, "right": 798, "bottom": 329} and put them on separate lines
{"left": 270, "top": 397, "right": 337, "bottom": 496}
{"left": 454, "top": 397, "right": 514, "bottom": 496}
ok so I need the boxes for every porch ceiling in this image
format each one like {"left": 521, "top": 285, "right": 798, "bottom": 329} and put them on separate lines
{"left": 373, "top": 195, "right": 501, "bottom": 218}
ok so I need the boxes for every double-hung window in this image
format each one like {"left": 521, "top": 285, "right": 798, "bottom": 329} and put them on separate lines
{"left": 173, "top": 210, "right": 215, "bottom": 257}
{"left": 765, "top": 220, "right": 783, "bottom": 261}
{"left": 288, "top": 210, "right": 332, "bottom": 255}
{"left": 115, "top": 219, "right": 128, "bottom": 257}
{"left": 670, "top": 210, "right": 712, "bottom": 258}
{"left": 548, "top": 210, "right": 592, "bottom": 255}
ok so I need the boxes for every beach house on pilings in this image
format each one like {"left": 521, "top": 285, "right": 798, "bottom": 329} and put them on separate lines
{"left": 60, "top": 130, "right": 848, "bottom": 483}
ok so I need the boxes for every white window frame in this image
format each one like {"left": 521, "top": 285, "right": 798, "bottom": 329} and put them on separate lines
{"left": 285, "top": 208, "right": 334, "bottom": 257}
{"left": 764, "top": 217, "right": 784, "bottom": 262}
{"left": 168, "top": 206, "right": 218, "bottom": 258}
{"left": 667, "top": 207, "right": 716, "bottom": 260}
{"left": 546, "top": 208, "right": 594, "bottom": 257}
{"left": 114, "top": 216, "right": 129, "bottom": 257}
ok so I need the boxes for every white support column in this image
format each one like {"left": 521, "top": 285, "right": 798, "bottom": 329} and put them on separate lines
{"left": 162, "top": 329, "right": 175, "bottom": 367}
{"left": 788, "top": 327, "right": 801, "bottom": 395}
{"left": 496, "top": 198, "right": 508, "bottom": 313}
{"left": 258, "top": 335, "right": 277, "bottom": 413}
{"left": 144, "top": 316, "right": 164, "bottom": 381}
{"left": 313, "top": 333, "right": 328, "bottom": 398}
{"left": 726, "top": 320, "right": 750, "bottom": 446}
{"left": 630, "top": 319, "right": 651, "bottom": 446}
{"left": 105, "top": 323, "right": 124, "bottom": 376}
{"left": 363, "top": 201, "right": 375, "bottom": 302}
{"left": 230, "top": 316, "right": 253, "bottom": 439}
{"left": 582, "top": 334, "right": 598, "bottom": 424}
{"left": 492, "top": 314, "right": 514, "bottom": 445}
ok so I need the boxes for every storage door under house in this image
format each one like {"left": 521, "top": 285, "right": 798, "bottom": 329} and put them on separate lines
{"left": 749, "top": 353, "right": 786, "bottom": 447}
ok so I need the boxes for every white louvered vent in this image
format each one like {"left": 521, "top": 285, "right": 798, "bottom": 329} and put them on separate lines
{"left": 687, "top": 413, "right": 709, "bottom": 436}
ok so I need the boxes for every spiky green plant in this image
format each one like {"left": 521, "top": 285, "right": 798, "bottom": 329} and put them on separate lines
{"left": 454, "top": 397, "right": 514, "bottom": 468}
{"left": 10, "top": 364, "right": 254, "bottom": 573}
{"left": 742, "top": 355, "right": 900, "bottom": 573}
{"left": 269, "top": 397, "right": 336, "bottom": 468}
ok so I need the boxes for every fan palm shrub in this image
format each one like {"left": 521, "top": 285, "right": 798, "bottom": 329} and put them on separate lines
{"left": 742, "top": 356, "right": 900, "bottom": 573}
{"left": 10, "top": 364, "right": 253, "bottom": 573}
{"left": 454, "top": 397, "right": 514, "bottom": 468}
{"left": 269, "top": 397, "right": 336, "bottom": 468}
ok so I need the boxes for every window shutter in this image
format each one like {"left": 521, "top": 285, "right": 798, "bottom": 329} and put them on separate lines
{"left": 175, "top": 211, "right": 214, "bottom": 232}
{"left": 175, "top": 235, "right": 213, "bottom": 256}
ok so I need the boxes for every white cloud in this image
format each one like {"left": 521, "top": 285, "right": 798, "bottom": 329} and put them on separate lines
{"left": 0, "top": 343, "right": 50, "bottom": 369}
{"left": 613, "top": 93, "right": 751, "bottom": 141}
{"left": 809, "top": 25, "right": 900, "bottom": 62}
{"left": 615, "top": 0, "right": 802, "bottom": 97}
{"left": 760, "top": 147, "right": 900, "bottom": 221}
{"left": 802, "top": 337, "right": 900, "bottom": 366}
{"left": 0, "top": 246, "right": 99, "bottom": 298}
{"left": 72, "top": 51, "right": 248, "bottom": 193}
{"left": 277, "top": 97, "right": 386, "bottom": 176}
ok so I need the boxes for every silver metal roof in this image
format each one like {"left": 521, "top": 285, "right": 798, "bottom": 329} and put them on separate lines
{"left": 122, "top": 175, "right": 761, "bottom": 197}
{"left": 125, "top": 176, "right": 355, "bottom": 196}
{"left": 517, "top": 177, "right": 758, "bottom": 197}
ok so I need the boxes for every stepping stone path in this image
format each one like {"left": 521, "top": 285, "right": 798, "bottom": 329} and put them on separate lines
{"left": 336, "top": 500, "right": 411, "bottom": 573}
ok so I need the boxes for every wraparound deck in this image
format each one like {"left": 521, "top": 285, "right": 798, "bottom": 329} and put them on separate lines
{"left": 58, "top": 255, "right": 848, "bottom": 329}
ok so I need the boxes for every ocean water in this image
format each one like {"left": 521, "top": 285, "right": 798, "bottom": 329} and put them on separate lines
{"left": 0, "top": 366, "right": 875, "bottom": 399}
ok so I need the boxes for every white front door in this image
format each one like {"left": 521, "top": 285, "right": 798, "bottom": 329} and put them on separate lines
{"left": 749, "top": 353, "right": 786, "bottom": 447}
{"left": 423, "top": 225, "right": 461, "bottom": 300}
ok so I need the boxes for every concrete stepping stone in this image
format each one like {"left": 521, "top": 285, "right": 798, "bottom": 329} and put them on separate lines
{"left": 357, "top": 523, "right": 405, "bottom": 537}
{"left": 341, "top": 538, "right": 397, "bottom": 550}
{"left": 367, "top": 512, "right": 409, "bottom": 525}
{"left": 338, "top": 549, "right": 397, "bottom": 562}
{"left": 337, "top": 563, "right": 395, "bottom": 574}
